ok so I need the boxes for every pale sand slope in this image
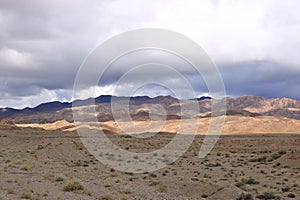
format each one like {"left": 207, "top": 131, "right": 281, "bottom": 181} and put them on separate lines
{"left": 16, "top": 115, "right": 300, "bottom": 134}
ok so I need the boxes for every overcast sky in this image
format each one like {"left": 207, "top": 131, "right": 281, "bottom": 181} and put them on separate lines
{"left": 1, "top": 0, "right": 300, "bottom": 108}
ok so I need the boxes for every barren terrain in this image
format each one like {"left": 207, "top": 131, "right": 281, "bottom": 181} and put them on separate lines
{"left": 16, "top": 115, "right": 300, "bottom": 134}
{"left": 0, "top": 125, "right": 299, "bottom": 200}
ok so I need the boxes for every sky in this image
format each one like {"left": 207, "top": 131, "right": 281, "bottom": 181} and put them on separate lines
{"left": 0, "top": 0, "right": 300, "bottom": 108}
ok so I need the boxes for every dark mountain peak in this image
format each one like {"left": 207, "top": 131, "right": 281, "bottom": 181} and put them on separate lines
{"left": 152, "top": 95, "right": 176, "bottom": 100}
{"left": 0, "top": 108, "right": 20, "bottom": 118}
{"left": 195, "top": 96, "right": 213, "bottom": 101}
{"left": 95, "top": 95, "right": 113, "bottom": 103}
{"left": 130, "top": 96, "right": 151, "bottom": 101}
{"left": 31, "top": 101, "right": 71, "bottom": 113}
{"left": 2, "top": 95, "right": 300, "bottom": 122}
{"left": 1, "top": 107, "right": 18, "bottom": 112}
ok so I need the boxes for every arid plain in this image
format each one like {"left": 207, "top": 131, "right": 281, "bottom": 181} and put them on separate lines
{"left": 0, "top": 124, "right": 299, "bottom": 199}
{"left": 0, "top": 95, "right": 300, "bottom": 199}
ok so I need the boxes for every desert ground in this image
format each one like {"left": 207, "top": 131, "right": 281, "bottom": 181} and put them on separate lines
{"left": 16, "top": 115, "right": 300, "bottom": 134}
{"left": 0, "top": 125, "right": 299, "bottom": 200}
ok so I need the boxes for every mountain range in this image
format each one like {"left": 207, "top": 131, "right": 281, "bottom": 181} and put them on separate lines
{"left": 1, "top": 95, "right": 300, "bottom": 134}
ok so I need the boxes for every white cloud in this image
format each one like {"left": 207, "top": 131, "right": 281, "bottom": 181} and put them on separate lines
{"left": 0, "top": 48, "right": 39, "bottom": 69}
{"left": 143, "top": 0, "right": 300, "bottom": 67}
{"left": 73, "top": 85, "right": 115, "bottom": 100}
{"left": 0, "top": 89, "right": 59, "bottom": 109}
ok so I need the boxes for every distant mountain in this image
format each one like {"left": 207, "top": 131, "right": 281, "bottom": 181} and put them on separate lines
{"left": 1, "top": 95, "right": 300, "bottom": 124}
{"left": 193, "top": 96, "right": 213, "bottom": 101}
{"left": 0, "top": 108, "right": 20, "bottom": 118}
{"left": 226, "top": 95, "right": 300, "bottom": 119}
{"left": 0, "top": 95, "right": 180, "bottom": 123}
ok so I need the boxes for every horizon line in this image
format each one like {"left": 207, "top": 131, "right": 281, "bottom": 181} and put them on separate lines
{"left": 2, "top": 94, "right": 300, "bottom": 110}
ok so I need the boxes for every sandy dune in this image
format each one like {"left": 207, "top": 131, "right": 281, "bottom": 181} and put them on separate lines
{"left": 17, "top": 115, "right": 300, "bottom": 134}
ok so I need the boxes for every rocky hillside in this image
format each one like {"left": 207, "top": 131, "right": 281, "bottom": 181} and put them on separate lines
{"left": 226, "top": 95, "right": 300, "bottom": 119}
{"left": 1, "top": 95, "right": 300, "bottom": 124}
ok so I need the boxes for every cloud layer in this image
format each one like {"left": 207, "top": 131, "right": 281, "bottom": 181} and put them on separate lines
{"left": 1, "top": 0, "right": 300, "bottom": 108}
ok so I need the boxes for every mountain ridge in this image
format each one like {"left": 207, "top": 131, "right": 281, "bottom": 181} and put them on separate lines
{"left": 2, "top": 95, "right": 300, "bottom": 124}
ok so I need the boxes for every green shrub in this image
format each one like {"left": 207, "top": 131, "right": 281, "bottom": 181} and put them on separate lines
{"left": 121, "top": 135, "right": 132, "bottom": 138}
{"left": 21, "top": 166, "right": 30, "bottom": 171}
{"left": 242, "top": 177, "right": 259, "bottom": 185}
{"left": 149, "top": 173, "right": 157, "bottom": 178}
{"left": 63, "top": 181, "right": 84, "bottom": 191}
{"left": 114, "top": 178, "right": 121, "bottom": 183}
{"left": 191, "top": 177, "right": 199, "bottom": 181}
{"left": 36, "top": 145, "right": 46, "bottom": 150}
{"left": 287, "top": 193, "right": 296, "bottom": 198}
{"left": 268, "top": 153, "right": 281, "bottom": 162}
{"left": 149, "top": 181, "right": 160, "bottom": 186}
{"left": 256, "top": 192, "right": 277, "bottom": 199}
{"left": 205, "top": 163, "right": 221, "bottom": 167}
{"left": 278, "top": 150, "right": 287, "bottom": 155}
{"left": 158, "top": 184, "right": 167, "bottom": 192}
{"left": 249, "top": 156, "right": 267, "bottom": 163}
{"left": 55, "top": 176, "right": 65, "bottom": 182}
{"left": 237, "top": 193, "right": 253, "bottom": 200}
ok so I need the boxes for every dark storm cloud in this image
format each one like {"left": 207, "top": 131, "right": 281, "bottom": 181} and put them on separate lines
{"left": 221, "top": 61, "right": 300, "bottom": 99}
{"left": 0, "top": 0, "right": 160, "bottom": 108}
{"left": 0, "top": 0, "right": 100, "bottom": 101}
{"left": 0, "top": 0, "right": 300, "bottom": 108}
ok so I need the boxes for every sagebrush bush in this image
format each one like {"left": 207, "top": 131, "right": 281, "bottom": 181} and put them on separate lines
{"left": 242, "top": 177, "right": 259, "bottom": 185}
{"left": 63, "top": 181, "right": 84, "bottom": 191}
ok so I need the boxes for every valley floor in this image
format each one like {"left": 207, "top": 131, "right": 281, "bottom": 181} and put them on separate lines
{"left": 0, "top": 128, "right": 299, "bottom": 199}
